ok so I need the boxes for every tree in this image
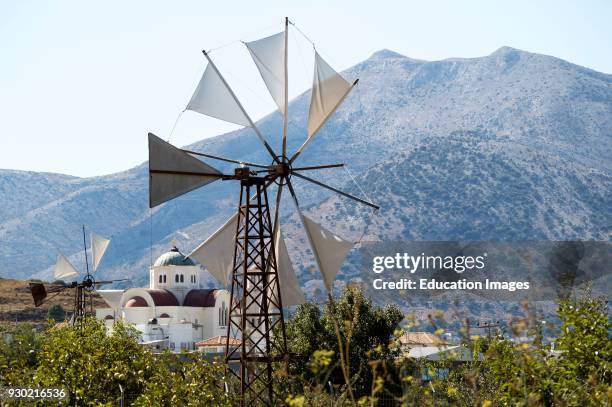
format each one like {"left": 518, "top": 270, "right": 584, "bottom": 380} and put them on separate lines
{"left": 34, "top": 318, "right": 158, "bottom": 405}
{"left": 0, "top": 323, "right": 41, "bottom": 386}
{"left": 283, "top": 287, "right": 403, "bottom": 398}
{"left": 33, "top": 317, "right": 235, "bottom": 405}
{"left": 133, "top": 353, "right": 234, "bottom": 406}
{"left": 552, "top": 293, "right": 611, "bottom": 404}
{"left": 46, "top": 304, "right": 65, "bottom": 322}
{"left": 402, "top": 292, "right": 611, "bottom": 406}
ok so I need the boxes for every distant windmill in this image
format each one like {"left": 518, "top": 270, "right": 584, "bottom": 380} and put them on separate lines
{"left": 148, "top": 17, "right": 378, "bottom": 405}
{"left": 29, "top": 226, "right": 125, "bottom": 326}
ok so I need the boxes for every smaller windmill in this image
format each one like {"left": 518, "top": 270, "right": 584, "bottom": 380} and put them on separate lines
{"left": 29, "top": 226, "right": 125, "bottom": 326}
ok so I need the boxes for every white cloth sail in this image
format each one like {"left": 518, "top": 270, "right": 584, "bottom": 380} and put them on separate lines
{"left": 302, "top": 215, "right": 353, "bottom": 291}
{"left": 270, "top": 226, "right": 306, "bottom": 306}
{"left": 97, "top": 289, "right": 124, "bottom": 310}
{"left": 148, "top": 133, "right": 221, "bottom": 207}
{"left": 245, "top": 31, "right": 286, "bottom": 113}
{"left": 54, "top": 253, "right": 79, "bottom": 280}
{"left": 307, "top": 52, "right": 353, "bottom": 138}
{"left": 91, "top": 233, "right": 110, "bottom": 272}
{"left": 188, "top": 214, "right": 238, "bottom": 286}
{"left": 186, "top": 63, "right": 251, "bottom": 126}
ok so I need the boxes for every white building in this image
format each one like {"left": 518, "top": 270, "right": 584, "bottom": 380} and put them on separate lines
{"left": 95, "top": 246, "right": 230, "bottom": 353}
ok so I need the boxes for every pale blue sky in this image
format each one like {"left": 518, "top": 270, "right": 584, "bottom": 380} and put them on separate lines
{"left": 1, "top": 0, "right": 610, "bottom": 177}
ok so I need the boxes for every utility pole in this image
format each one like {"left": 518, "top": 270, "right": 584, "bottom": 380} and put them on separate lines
{"left": 475, "top": 320, "right": 501, "bottom": 338}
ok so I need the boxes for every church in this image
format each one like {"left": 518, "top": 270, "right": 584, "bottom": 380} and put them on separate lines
{"left": 95, "top": 246, "right": 230, "bottom": 353}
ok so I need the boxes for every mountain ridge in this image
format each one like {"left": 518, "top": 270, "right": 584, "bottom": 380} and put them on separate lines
{"left": 0, "top": 46, "right": 610, "bottom": 286}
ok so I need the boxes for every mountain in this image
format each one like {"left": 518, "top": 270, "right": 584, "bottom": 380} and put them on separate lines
{"left": 1, "top": 46, "right": 610, "bottom": 288}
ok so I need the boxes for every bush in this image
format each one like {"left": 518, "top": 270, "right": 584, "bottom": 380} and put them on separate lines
{"left": 133, "top": 353, "right": 234, "bottom": 406}
{"left": 0, "top": 323, "right": 41, "bottom": 386}
{"left": 282, "top": 286, "right": 403, "bottom": 400}
{"left": 46, "top": 304, "right": 65, "bottom": 322}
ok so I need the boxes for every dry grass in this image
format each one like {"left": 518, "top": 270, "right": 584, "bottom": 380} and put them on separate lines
{"left": 0, "top": 278, "right": 105, "bottom": 326}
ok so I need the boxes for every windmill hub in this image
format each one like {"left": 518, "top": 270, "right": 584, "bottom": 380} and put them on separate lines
{"left": 83, "top": 276, "right": 95, "bottom": 291}
{"left": 269, "top": 160, "right": 291, "bottom": 185}
{"left": 233, "top": 166, "right": 253, "bottom": 180}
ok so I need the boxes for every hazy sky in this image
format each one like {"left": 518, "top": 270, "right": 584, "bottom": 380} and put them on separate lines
{"left": 2, "top": 0, "right": 610, "bottom": 177}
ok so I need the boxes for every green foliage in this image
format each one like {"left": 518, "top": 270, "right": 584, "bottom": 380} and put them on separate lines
{"left": 0, "top": 323, "right": 42, "bottom": 386}
{"left": 34, "top": 318, "right": 156, "bottom": 405}
{"left": 133, "top": 353, "right": 234, "bottom": 406}
{"left": 31, "top": 318, "right": 236, "bottom": 405}
{"left": 283, "top": 287, "right": 403, "bottom": 398}
{"left": 0, "top": 290, "right": 608, "bottom": 406}
{"left": 552, "top": 293, "right": 611, "bottom": 404}
{"left": 397, "top": 293, "right": 611, "bottom": 406}
{"left": 46, "top": 304, "right": 65, "bottom": 322}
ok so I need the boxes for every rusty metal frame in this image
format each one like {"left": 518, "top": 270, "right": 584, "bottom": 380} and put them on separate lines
{"left": 225, "top": 176, "right": 287, "bottom": 406}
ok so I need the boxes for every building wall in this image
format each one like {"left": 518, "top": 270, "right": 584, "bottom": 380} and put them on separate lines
{"left": 150, "top": 265, "right": 203, "bottom": 290}
{"left": 95, "top": 287, "right": 231, "bottom": 353}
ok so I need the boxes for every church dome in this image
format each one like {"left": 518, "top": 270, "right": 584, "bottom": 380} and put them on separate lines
{"left": 154, "top": 246, "right": 195, "bottom": 267}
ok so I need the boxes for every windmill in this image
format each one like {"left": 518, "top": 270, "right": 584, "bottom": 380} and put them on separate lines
{"left": 148, "top": 18, "right": 378, "bottom": 405}
{"left": 29, "top": 226, "right": 124, "bottom": 326}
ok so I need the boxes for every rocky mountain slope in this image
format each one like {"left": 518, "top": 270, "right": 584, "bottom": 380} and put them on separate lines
{"left": 0, "top": 47, "right": 610, "bottom": 290}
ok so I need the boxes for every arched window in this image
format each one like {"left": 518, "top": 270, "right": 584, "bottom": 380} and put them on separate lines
{"left": 158, "top": 274, "right": 162, "bottom": 283}
{"left": 175, "top": 274, "right": 179, "bottom": 283}
{"left": 163, "top": 275, "right": 167, "bottom": 283}
{"left": 180, "top": 274, "right": 184, "bottom": 283}
{"left": 219, "top": 301, "right": 228, "bottom": 326}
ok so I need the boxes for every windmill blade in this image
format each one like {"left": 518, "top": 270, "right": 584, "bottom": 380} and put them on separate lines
{"left": 290, "top": 52, "right": 358, "bottom": 164}
{"left": 268, "top": 183, "right": 306, "bottom": 306}
{"left": 54, "top": 253, "right": 80, "bottom": 280}
{"left": 94, "top": 278, "right": 129, "bottom": 287}
{"left": 286, "top": 181, "right": 353, "bottom": 292}
{"left": 188, "top": 213, "right": 238, "bottom": 286}
{"left": 195, "top": 51, "right": 279, "bottom": 163}
{"left": 28, "top": 280, "right": 69, "bottom": 308}
{"left": 245, "top": 31, "right": 287, "bottom": 114}
{"left": 302, "top": 215, "right": 353, "bottom": 292}
{"left": 292, "top": 163, "right": 345, "bottom": 171}
{"left": 186, "top": 61, "right": 251, "bottom": 127}
{"left": 29, "top": 282, "right": 47, "bottom": 307}
{"left": 91, "top": 233, "right": 110, "bottom": 273}
{"left": 148, "top": 133, "right": 223, "bottom": 208}
{"left": 96, "top": 289, "right": 124, "bottom": 309}
{"left": 291, "top": 171, "right": 379, "bottom": 209}
{"left": 245, "top": 20, "right": 289, "bottom": 158}
{"left": 271, "top": 223, "right": 306, "bottom": 306}
{"left": 182, "top": 148, "right": 268, "bottom": 169}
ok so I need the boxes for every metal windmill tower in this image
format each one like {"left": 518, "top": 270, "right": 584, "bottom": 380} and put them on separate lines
{"left": 148, "top": 17, "right": 378, "bottom": 405}
{"left": 29, "top": 226, "right": 124, "bottom": 327}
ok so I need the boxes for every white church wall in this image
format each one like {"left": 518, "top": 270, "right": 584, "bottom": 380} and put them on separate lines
{"left": 95, "top": 247, "right": 232, "bottom": 354}
{"left": 151, "top": 265, "right": 201, "bottom": 290}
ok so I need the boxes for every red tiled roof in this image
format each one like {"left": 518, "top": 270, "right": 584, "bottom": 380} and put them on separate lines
{"left": 125, "top": 296, "right": 147, "bottom": 307}
{"left": 196, "top": 336, "right": 241, "bottom": 347}
{"left": 147, "top": 289, "right": 179, "bottom": 306}
{"left": 183, "top": 289, "right": 219, "bottom": 307}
